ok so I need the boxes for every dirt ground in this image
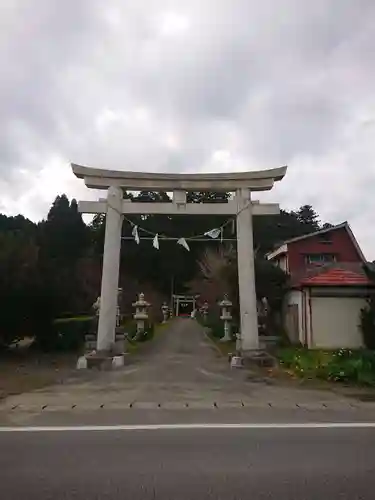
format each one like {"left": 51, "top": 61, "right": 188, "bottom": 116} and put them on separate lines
{"left": 2, "top": 326, "right": 375, "bottom": 405}
{"left": 0, "top": 348, "right": 78, "bottom": 400}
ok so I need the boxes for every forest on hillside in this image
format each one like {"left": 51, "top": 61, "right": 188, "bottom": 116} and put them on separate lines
{"left": 0, "top": 190, "right": 328, "bottom": 349}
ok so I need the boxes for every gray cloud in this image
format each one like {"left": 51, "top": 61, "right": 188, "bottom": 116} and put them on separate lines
{"left": 1, "top": 0, "right": 375, "bottom": 257}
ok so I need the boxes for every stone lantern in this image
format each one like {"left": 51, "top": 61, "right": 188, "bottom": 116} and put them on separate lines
{"left": 133, "top": 293, "right": 150, "bottom": 339}
{"left": 218, "top": 294, "right": 233, "bottom": 342}
{"left": 161, "top": 302, "right": 169, "bottom": 323}
{"left": 201, "top": 301, "right": 209, "bottom": 323}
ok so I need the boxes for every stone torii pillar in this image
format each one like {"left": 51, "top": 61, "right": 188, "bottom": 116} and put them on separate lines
{"left": 71, "top": 163, "right": 287, "bottom": 355}
{"left": 236, "top": 188, "right": 258, "bottom": 350}
{"left": 97, "top": 186, "right": 123, "bottom": 351}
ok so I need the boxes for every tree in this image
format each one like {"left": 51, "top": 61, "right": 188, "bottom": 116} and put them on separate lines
{"left": 254, "top": 257, "right": 288, "bottom": 312}
{"left": 40, "top": 195, "right": 90, "bottom": 263}
{"left": 0, "top": 214, "right": 36, "bottom": 234}
{"left": 36, "top": 195, "right": 93, "bottom": 319}
{"left": 294, "top": 204, "right": 320, "bottom": 231}
{"left": 253, "top": 208, "right": 320, "bottom": 256}
{"left": 0, "top": 231, "right": 40, "bottom": 347}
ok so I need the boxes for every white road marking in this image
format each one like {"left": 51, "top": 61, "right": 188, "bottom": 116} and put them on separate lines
{"left": 0, "top": 422, "right": 375, "bottom": 432}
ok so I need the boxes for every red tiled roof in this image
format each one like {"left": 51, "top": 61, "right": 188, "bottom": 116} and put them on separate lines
{"left": 301, "top": 268, "right": 373, "bottom": 286}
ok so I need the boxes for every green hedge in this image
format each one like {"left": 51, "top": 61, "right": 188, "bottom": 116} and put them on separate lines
{"left": 37, "top": 316, "right": 157, "bottom": 352}
{"left": 36, "top": 316, "right": 94, "bottom": 352}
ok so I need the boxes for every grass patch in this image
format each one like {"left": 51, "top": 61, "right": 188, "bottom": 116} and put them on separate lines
{"left": 277, "top": 347, "right": 375, "bottom": 387}
{"left": 125, "top": 342, "right": 139, "bottom": 354}
{"left": 122, "top": 319, "right": 168, "bottom": 354}
{"left": 195, "top": 313, "right": 236, "bottom": 357}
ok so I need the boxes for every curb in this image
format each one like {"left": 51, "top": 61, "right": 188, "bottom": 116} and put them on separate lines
{"left": 0, "top": 400, "right": 371, "bottom": 412}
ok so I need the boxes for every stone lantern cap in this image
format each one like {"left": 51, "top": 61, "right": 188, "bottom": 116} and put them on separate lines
{"left": 218, "top": 294, "right": 232, "bottom": 308}
{"left": 132, "top": 292, "right": 150, "bottom": 308}
{"left": 219, "top": 294, "right": 232, "bottom": 321}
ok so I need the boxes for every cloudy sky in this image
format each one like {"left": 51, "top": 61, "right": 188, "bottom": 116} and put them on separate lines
{"left": 1, "top": 0, "right": 375, "bottom": 258}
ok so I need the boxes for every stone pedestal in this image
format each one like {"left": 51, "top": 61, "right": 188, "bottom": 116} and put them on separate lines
{"left": 219, "top": 295, "right": 233, "bottom": 343}
{"left": 161, "top": 302, "right": 169, "bottom": 323}
{"left": 85, "top": 327, "right": 127, "bottom": 355}
{"left": 220, "top": 321, "right": 232, "bottom": 342}
{"left": 241, "top": 350, "right": 275, "bottom": 368}
{"left": 201, "top": 301, "right": 209, "bottom": 324}
{"left": 80, "top": 322, "right": 127, "bottom": 370}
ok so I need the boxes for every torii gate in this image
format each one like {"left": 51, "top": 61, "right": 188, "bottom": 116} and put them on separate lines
{"left": 72, "top": 163, "right": 287, "bottom": 354}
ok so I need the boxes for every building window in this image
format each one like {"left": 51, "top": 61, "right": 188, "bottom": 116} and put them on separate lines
{"left": 305, "top": 253, "right": 336, "bottom": 265}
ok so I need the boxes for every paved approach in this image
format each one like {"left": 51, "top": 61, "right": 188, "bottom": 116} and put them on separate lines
{"left": 1, "top": 425, "right": 375, "bottom": 499}
{"left": 1, "top": 318, "right": 374, "bottom": 424}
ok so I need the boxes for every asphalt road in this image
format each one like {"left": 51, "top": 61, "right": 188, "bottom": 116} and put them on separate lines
{"left": 1, "top": 426, "right": 375, "bottom": 499}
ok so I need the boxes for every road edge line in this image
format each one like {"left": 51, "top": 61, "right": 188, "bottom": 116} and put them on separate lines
{"left": 1, "top": 422, "right": 375, "bottom": 432}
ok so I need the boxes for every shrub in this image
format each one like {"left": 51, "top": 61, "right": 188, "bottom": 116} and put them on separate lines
{"left": 360, "top": 300, "right": 375, "bottom": 349}
{"left": 278, "top": 347, "right": 375, "bottom": 386}
{"left": 196, "top": 311, "right": 237, "bottom": 340}
{"left": 208, "top": 319, "right": 224, "bottom": 339}
{"left": 204, "top": 314, "right": 225, "bottom": 339}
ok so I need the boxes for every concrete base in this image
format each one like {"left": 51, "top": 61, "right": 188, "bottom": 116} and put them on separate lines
{"left": 76, "top": 356, "right": 88, "bottom": 370}
{"left": 112, "top": 355, "right": 125, "bottom": 368}
{"left": 230, "top": 356, "right": 244, "bottom": 369}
